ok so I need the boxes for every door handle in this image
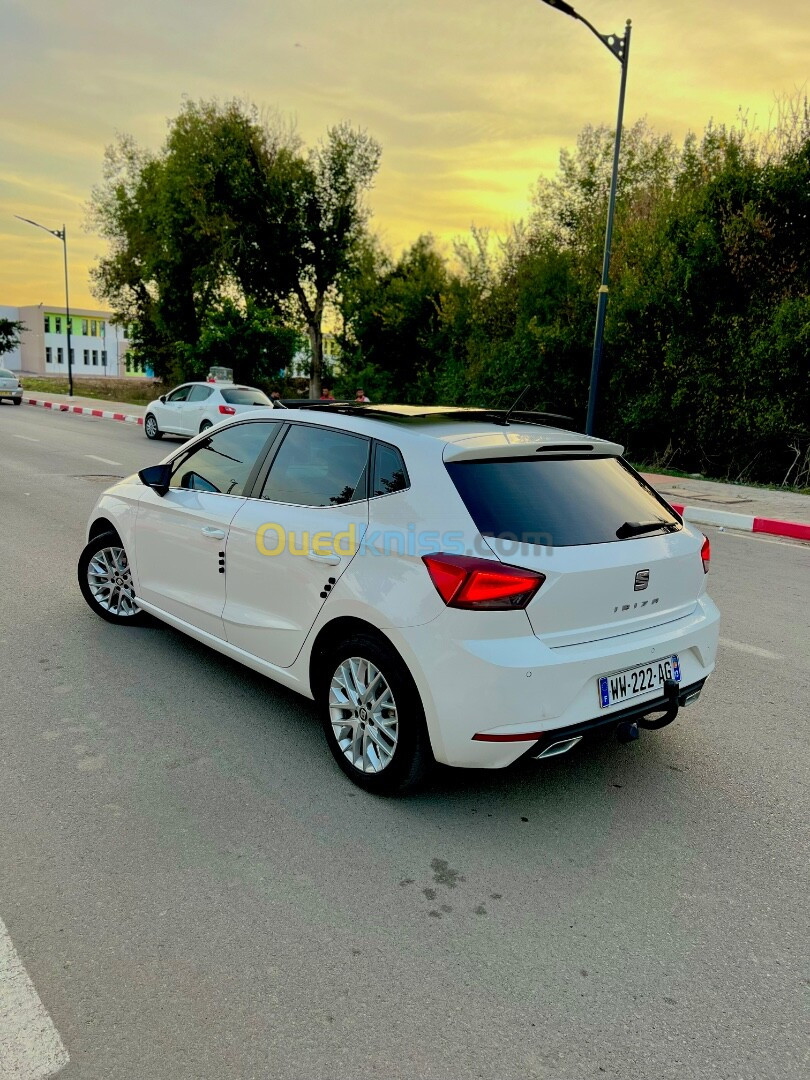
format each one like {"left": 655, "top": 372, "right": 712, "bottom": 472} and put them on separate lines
{"left": 201, "top": 526, "right": 226, "bottom": 540}
{"left": 307, "top": 551, "right": 341, "bottom": 566}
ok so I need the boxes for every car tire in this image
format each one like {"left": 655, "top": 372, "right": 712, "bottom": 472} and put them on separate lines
{"left": 13, "top": 397, "right": 22, "bottom": 405}
{"left": 318, "top": 633, "right": 433, "bottom": 795}
{"left": 199, "top": 419, "right": 213, "bottom": 433}
{"left": 144, "top": 413, "right": 162, "bottom": 439}
{"left": 78, "top": 531, "right": 148, "bottom": 625}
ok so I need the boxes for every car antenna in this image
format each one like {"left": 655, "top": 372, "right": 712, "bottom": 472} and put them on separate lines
{"left": 501, "top": 384, "right": 531, "bottom": 426}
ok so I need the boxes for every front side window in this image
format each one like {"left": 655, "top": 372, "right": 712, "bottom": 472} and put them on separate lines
{"left": 260, "top": 425, "right": 369, "bottom": 507}
{"left": 166, "top": 385, "right": 192, "bottom": 403}
{"left": 187, "top": 384, "right": 214, "bottom": 402}
{"left": 372, "top": 442, "right": 408, "bottom": 497}
{"left": 170, "top": 422, "right": 280, "bottom": 496}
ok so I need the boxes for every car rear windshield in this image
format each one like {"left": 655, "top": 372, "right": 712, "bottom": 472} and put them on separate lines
{"left": 446, "top": 456, "right": 680, "bottom": 547}
{"left": 0, "top": 369, "right": 16, "bottom": 379}
{"left": 220, "top": 388, "right": 271, "bottom": 406}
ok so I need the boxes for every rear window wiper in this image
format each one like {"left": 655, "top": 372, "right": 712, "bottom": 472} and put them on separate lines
{"left": 616, "top": 520, "right": 679, "bottom": 539}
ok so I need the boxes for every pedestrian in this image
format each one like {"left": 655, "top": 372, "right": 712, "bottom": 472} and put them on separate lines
{"left": 355, "top": 387, "right": 370, "bottom": 403}
{"left": 270, "top": 389, "right": 282, "bottom": 408}
{"left": 320, "top": 386, "right": 335, "bottom": 401}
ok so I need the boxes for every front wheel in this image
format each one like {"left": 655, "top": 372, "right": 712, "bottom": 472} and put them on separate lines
{"left": 144, "top": 413, "right": 162, "bottom": 439}
{"left": 319, "top": 634, "right": 432, "bottom": 795}
{"left": 13, "top": 397, "right": 22, "bottom": 405}
{"left": 78, "top": 532, "right": 147, "bottom": 625}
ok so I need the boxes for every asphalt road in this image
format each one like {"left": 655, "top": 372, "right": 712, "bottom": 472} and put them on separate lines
{"left": 1, "top": 403, "right": 808, "bottom": 1080}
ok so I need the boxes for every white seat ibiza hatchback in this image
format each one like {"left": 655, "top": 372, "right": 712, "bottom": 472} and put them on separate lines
{"left": 78, "top": 405, "right": 720, "bottom": 794}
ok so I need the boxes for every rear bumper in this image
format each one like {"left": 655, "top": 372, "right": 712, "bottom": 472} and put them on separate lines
{"left": 386, "top": 595, "right": 720, "bottom": 768}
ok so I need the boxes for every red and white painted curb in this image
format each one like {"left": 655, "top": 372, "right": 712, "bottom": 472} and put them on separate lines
{"left": 24, "top": 395, "right": 143, "bottom": 425}
{"left": 668, "top": 501, "right": 810, "bottom": 543}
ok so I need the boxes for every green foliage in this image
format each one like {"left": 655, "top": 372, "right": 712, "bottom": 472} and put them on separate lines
{"left": 0, "top": 317, "right": 25, "bottom": 357}
{"left": 340, "top": 110, "right": 810, "bottom": 486}
{"left": 88, "top": 100, "right": 380, "bottom": 393}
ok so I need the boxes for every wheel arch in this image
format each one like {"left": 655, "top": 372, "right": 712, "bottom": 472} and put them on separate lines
{"left": 88, "top": 516, "right": 120, "bottom": 542}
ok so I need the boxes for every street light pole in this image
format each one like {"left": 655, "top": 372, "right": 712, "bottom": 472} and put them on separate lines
{"left": 14, "top": 214, "right": 75, "bottom": 397}
{"left": 537, "top": 2, "right": 632, "bottom": 435}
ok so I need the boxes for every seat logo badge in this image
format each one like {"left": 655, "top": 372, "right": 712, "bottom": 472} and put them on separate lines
{"left": 634, "top": 569, "right": 650, "bottom": 591}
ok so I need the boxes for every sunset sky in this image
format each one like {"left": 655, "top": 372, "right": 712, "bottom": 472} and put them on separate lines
{"left": 1, "top": 0, "right": 808, "bottom": 309}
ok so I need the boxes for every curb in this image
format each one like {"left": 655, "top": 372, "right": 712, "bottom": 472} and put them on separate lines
{"left": 669, "top": 502, "right": 810, "bottom": 543}
{"left": 24, "top": 396, "right": 143, "bottom": 426}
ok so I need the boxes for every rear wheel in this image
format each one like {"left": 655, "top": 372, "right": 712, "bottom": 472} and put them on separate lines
{"left": 144, "top": 413, "right": 162, "bottom": 439}
{"left": 78, "top": 531, "right": 147, "bottom": 625}
{"left": 199, "top": 419, "right": 213, "bottom": 433}
{"left": 319, "top": 634, "right": 432, "bottom": 795}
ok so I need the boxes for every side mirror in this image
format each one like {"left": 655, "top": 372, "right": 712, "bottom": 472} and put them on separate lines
{"left": 159, "top": 394, "right": 167, "bottom": 403}
{"left": 138, "top": 463, "right": 172, "bottom": 496}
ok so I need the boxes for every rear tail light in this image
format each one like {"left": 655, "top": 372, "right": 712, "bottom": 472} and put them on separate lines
{"left": 422, "top": 552, "right": 545, "bottom": 610}
{"left": 701, "top": 534, "right": 710, "bottom": 573}
{"left": 218, "top": 404, "right": 236, "bottom": 415}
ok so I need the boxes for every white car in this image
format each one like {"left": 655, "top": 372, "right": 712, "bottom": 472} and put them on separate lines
{"left": 143, "top": 382, "right": 272, "bottom": 439}
{"left": 78, "top": 405, "right": 720, "bottom": 794}
{"left": 0, "top": 367, "right": 23, "bottom": 405}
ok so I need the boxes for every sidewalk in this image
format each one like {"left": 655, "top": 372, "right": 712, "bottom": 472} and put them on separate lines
{"left": 642, "top": 471, "right": 810, "bottom": 540}
{"left": 18, "top": 391, "right": 810, "bottom": 540}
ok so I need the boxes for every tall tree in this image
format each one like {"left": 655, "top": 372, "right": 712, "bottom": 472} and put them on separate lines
{"left": 0, "top": 317, "right": 25, "bottom": 358}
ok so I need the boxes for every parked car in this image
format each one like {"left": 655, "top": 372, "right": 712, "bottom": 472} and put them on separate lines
{"left": 143, "top": 382, "right": 272, "bottom": 439}
{"left": 0, "top": 368, "right": 23, "bottom": 405}
{"left": 79, "top": 404, "right": 720, "bottom": 794}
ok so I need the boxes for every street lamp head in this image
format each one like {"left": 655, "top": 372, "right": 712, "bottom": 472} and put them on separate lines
{"left": 539, "top": 0, "right": 578, "bottom": 18}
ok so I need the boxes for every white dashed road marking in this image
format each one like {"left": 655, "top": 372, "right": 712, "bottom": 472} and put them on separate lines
{"left": 10, "top": 434, "right": 39, "bottom": 443}
{"left": 719, "top": 637, "right": 783, "bottom": 661}
{"left": 85, "top": 454, "right": 123, "bottom": 467}
{"left": 0, "top": 914, "right": 68, "bottom": 1079}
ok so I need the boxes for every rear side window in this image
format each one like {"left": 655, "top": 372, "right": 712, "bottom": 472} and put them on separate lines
{"left": 372, "top": 442, "right": 408, "bottom": 497}
{"left": 446, "top": 456, "right": 680, "bottom": 547}
{"left": 187, "top": 384, "right": 213, "bottom": 402}
{"left": 261, "top": 425, "right": 369, "bottom": 507}
{"left": 220, "top": 387, "right": 271, "bottom": 406}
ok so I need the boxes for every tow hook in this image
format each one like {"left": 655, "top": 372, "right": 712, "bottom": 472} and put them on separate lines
{"left": 636, "top": 678, "right": 680, "bottom": 731}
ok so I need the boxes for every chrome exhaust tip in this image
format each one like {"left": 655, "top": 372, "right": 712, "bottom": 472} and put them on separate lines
{"left": 535, "top": 736, "right": 583, "bottom": 760}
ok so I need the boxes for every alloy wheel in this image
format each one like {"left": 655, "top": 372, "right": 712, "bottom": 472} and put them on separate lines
{"left": 329, "top": 657, "right": 399, "bottom": 773}
{"left": 86, "top": 546, "right": 140, "bottom": 618}
{"left": 144, "top": 414, "right": 158, "bottom": 437}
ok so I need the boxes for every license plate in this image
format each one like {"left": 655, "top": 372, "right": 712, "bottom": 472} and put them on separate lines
{"left": 598, "top": 655, "right": 680, "bottom": 708}
{"left": 0, "top": 390, "right": 13, "bottom": 396}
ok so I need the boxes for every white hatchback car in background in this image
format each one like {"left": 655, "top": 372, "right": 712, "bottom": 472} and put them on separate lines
{"left": 0, "top": 367, "right": 23, "bottom": 405}
{"left": 143, "top": 382, "right": 272, "bottom": 439}
{"left": 79, "top": 405, "right": 720, "bottom": 794}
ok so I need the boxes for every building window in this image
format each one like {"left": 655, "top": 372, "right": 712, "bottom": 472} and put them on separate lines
{"left": 82, "top": 319, "right": 88, "bottom": 335}
{"left": 90, "top": 320, "right": 97, "bottom": 336}
{"left": 69, "top": 349, "right": 74, "bottom": 363}
{"left": 55, "top": 316, "right": 62, "bottom": 333}
{"left": 92, "top": 350, "right": 98, "bottom": 366}
{"left": 101, "top": 350, "right": 107, "bottom": 367}
{"left": 57, "top": 347, "right": 64, "bottom": 364}
{"left": 46, "top": 346, "right": 52, "bottom": 364}
{"left": 44, "top": 315, "right": 50, "bottom": 332}
{"left": 83, "top": 349, "right": 89, "bottom": 364}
